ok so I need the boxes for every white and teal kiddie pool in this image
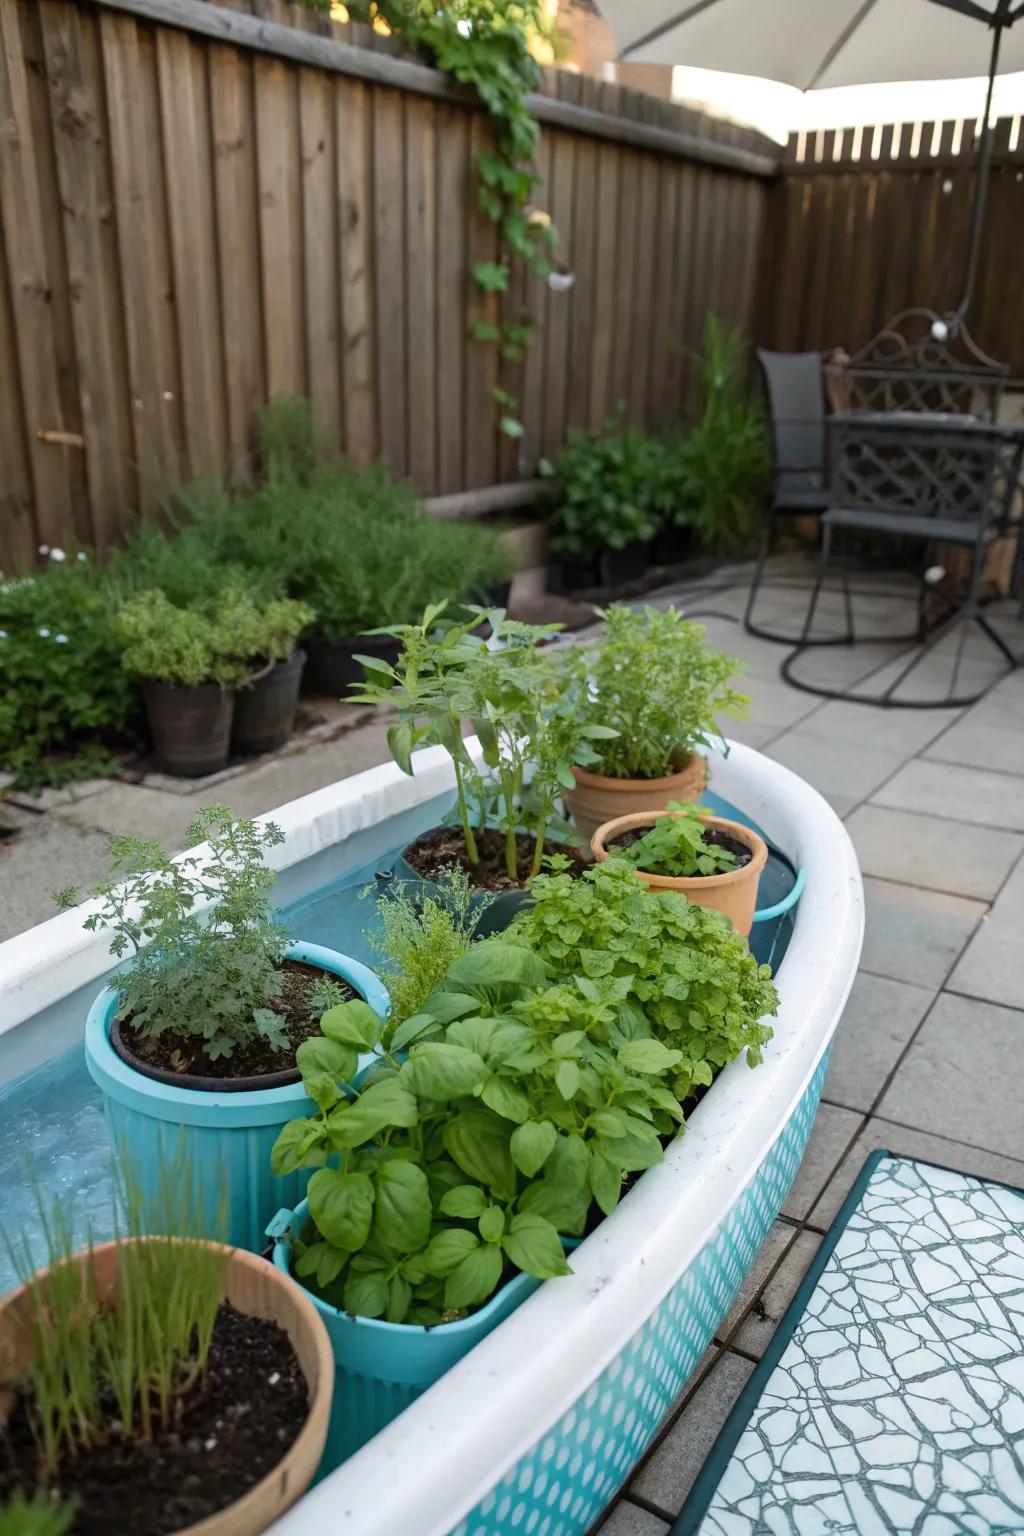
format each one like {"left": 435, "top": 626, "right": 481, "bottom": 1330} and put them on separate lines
{"left": 0, "top": 738, "right": 862, "bottom": 1536}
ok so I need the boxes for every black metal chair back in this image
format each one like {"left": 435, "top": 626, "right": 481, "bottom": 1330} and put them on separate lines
{"left": 756, "top": 350, "right": 828, "bottom": 505}
{"left": 840, "top": 309, "right": 1008, "bottom": 422}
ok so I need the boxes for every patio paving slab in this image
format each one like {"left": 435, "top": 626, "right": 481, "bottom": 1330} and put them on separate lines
{"left": 714, "top": 1222, "right": 796, "bottom": 1345}
{"left": 823, "top": 971, "right": 935, "bottom": 1113}
{"left": 780, "top": 1102, "right": 864, "bottom": 1220}
{"left": 799, "top": 698, "right": 962, "bottom": 758}
{"left": 730, "top": 1231, "right": 821, "bottom": 1358}
{"left": 630, "top": 1351, "right": 754, "bottom": 1514}
{"left": 764, "top": 729, "right": 908, "bottom": 811}
{"left": 733, "top": 675, "right": 822, "bottom": 735}
{"left": 807, "top": 1116, "right": 1024, "bottom": 1230}
{"left": 859, "top": 876, "right": 986, "bottom": 988}
{"left": 843, "top": 803, "right": 1024, "bottom": 900}
{"left": 923, "top": 713, "right": 1024, "bottom": 772}
{"left": 596, "top": 1501, "right": 669, "bottom": 1535}
{"left": 948, "top": 854, "right": 1024, "bottom": 1009}
{"left": 872, "top": 756, "right": 1024, "bottom": 832}
{"left": 876, "top": 992, "right": 1024, "bottom": 1158}
{"left": 0, "top": 819, "right": 113, "bottom": 943}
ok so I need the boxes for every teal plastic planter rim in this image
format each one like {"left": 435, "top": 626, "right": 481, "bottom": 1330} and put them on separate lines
{"left": 83, "top": 941, "right": 390, "bottom": 1130}
{"left": 268, "top": 1196, "right": 554, "bottom": 1340}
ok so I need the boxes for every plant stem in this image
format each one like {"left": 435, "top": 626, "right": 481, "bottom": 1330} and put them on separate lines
{"left": 453, "top": 756, "right": 479, "bottom": 865}
{"left": 530, "top": 817, "right": 547, "bottom": 878}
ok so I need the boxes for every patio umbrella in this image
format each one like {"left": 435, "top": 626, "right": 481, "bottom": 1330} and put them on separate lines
{"left": 595, "top": 0, "right": 1024, "bottom": 323}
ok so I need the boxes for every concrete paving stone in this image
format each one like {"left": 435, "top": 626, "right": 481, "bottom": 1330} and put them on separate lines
{"left": 631, "top": 1351, "right": 754, "bottom": 1513}
{"left": 597, "top": 1501, "right": 669, "bottom": 1536}
{"left": 4, "top": 777, "right": 117, "bottom": 813}
{"left": 765, "top": 730, "right": 908, "bottom": 808}
{"left": 782, "top": 1102, "right": 864, "bottom": 1220}
{"left": 223, "top": 721, "right": 395, "bottom": 818}
{"left": 731, "top": 1231, "right": 822, "bottom": 1357}
{"left": 798, "top": 698, "right": 962, "bottom": 758}
{"left": 844, "top": 803, "right": 1024, "bottom": 900}
{"left": 924, "top": 713, "right": 1024, "bottom": 773}
{"left": 741, "top": 677, "right": 826, "bottom": 734}
{"left": 781, "top": 640, "right": 905, "bottom": 695}
{"left": 722, "top": 717, "right": 782, "bottom": 751}
{"left": 876, "top": 992, "right": 1024, "bottom": 1159}
{"left": 856, "top": 650, "right": 1011, "bottom": 709}
{"left": 949, "top": 854, "right": 1024, "bottom": 1008}
{"left": 715, "top": 1222, "right": 795, "bottom": 1344}
{"left": 823, "top": 971, "right": 935, "bottom": 1113}
{"left": 859, "top": 876, "right": 987, "bottom": 988}
{"left": 807, "top": 1116, "right": 1024, "bottom": 1231}
{"left": 56, "top": 784, "right": 212, "bottom": 850}
{"left": 0, "top": 819, "right": 113, "bottom": 942}
{"left": 873, "top": 756, "right": 1024, "bottom": 832}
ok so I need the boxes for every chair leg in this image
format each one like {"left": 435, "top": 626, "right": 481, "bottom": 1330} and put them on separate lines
{"left": 838, "top": 530, "right": 855, "bottom": 645}
{"left": 799, "top": 524, "right": 832, "bottom": 645}
{"left": 742, "top": 508, "right": 775, "bottom": 636}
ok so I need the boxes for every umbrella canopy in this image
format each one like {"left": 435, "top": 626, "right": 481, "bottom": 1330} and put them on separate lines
{"left": 601, "top": 0, "right": 1024, "bottom": 84}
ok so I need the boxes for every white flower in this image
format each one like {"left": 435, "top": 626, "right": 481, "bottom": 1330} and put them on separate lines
{"left": 55, "top": 633, "right": 69, "bottom": 644}
{"left": 456, "top": 16, "right": 472, "bottom": 34}
{"left": 77, "top": 551, "right": 88, "bottom": 562}
{"left": 49, "top": 548, "right": 66, "bottom": 563}
{"left": 0, "top": 630, "right": 7, "bottom": 640}
{"left": 38, "top": 627, "right": 50, "bottom": 638}
{"left": 38, "top": 545, "right": 49, "bottom": 556}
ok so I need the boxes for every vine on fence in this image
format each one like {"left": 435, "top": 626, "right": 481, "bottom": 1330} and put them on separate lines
{"left": 321, "top": 1, "right": 558, "bottom": 439}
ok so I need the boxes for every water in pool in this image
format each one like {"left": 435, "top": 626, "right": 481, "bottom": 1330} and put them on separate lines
{"left": 0, "top": 797, "right": 796, "bottom": 1291}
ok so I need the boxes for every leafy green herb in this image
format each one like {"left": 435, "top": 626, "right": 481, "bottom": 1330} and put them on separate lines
{"left": 617, "top": 803, "right": 740, "bottom": 879}
{"left": 541, "top": 412, "right": 688, "bottom": 557}
{"left": 367, "top": 867, "right": 482, "bottom": 1036}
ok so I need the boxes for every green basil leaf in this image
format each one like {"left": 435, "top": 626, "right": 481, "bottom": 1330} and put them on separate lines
{"left": 596, "top": 1125, "right": 663, "bottom": 1172}
{"left": 387, "top": 721, "right": 415, "bottom": 776}
{"left": 320, "top": 999, "right": 383, "bottom": 1050}
{"left": 439, "top": 1184, "right": 487, "bottom": 1219}
{"left": 343, "top": 1270, "right": 389, "bottom": 1318}
{"left": 444, "top": 1242, "right": 504, "bottom": 1311}
{"left": 418, "top": 992, "right": 481, "bottom": 1024}
{"left": 517, "top": 1132, "right": 592, "bottom": 1236}
{"left": 478, "top": 1204, "right": 505, "bottom": 1244}
{"left": 294, "top": 1241, "right": 327, "bottom": 1279}
{"left": 386, "top": 1273, "right": 412, "bottom": 1323}
{"left": 423, "top": 1227, "right": 479, "bottom": 1277}
{"left": 510, "top": 1118, "right": 557, "bottom": 1178}
{"left": 372, "top": 1160, "right": 432, "bottom": 1253}
{"left": 295, "top": 1036, "right": 358, "bottom": 1110}
{"left": 590, "top": 1148, "right": 623, "bottom": 1216}
{"left": 326, "top": 1078, "right": 419, "bottom": 1149}
{"left": 307, "top": 1168, "right": 375, "bottom": 1252}
{"left": 481, "top": 1075, "right": 531, "bottom": 1124}
{"left": 446, "top": 942, "right": 548, "bottom": 991}
{"left": 554, "top": 1059, "right": 580, "bottom": 1100}
{"left": 400, "top": 1042, "right": 487, "bottom": 1100}
{"left": 443, "top": 1106, "right": 518, "bottom": 1201}
{"left": 317, "top": 1245, "right": 347, "bottom": 1288}
{"left": 270, "top": 1117, "right": 328, "bottom": 1176}
{"left": 503, "top": 1213, "right": 571, "bottom": 1280}
{"left": 618, "top": 1039, "right": 684, "bottom": 1075}
{"left": 389, "top": 1013, "right": 443, "bottom": 1053}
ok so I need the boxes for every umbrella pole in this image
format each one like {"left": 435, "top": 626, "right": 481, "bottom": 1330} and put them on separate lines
{"left": 954, "top": 21, "right": 1002, "bottom": 322}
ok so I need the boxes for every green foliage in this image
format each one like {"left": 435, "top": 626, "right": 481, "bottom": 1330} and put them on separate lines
{"left": 561, "top": 604, "right": 747, "bottom": 780}
{"left": 367, "top": 867, "right": 482, "bottom": 1033}
{"left": 272, "top": 857, "right": 776, "bottom": 1323}
{"left": 0, "top": 561, "right": 140, "bottom": 793}
{"left": 677, "top": 314, "right": 769, "bottom": 550}
{"left": 351, "top": 602, "right": 615, "bottom": 877}
{"left": 117, "top": 585, "right": 313, "bottom": 686}
{"left": 57, "top": 807, "right": 292, "bottom": 1062}
{"left": 2, "top": 1169, "right": 228, "bottom": 1479}
{"left": 616, "top": 803, "right": 739, "bottom": 879}
{"left": 0, "top": 1492, "right": 75, "bottom": 1536}
{"left": 541, "top": 416, "right": 687, "bottom": 557}
{"left": 307, "top": 975, "right": 351, "bottom": 1020}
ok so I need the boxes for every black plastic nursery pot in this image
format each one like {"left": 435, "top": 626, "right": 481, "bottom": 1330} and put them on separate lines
{"left": 304, "top": 633, "right": 402, "bottom": 696}
{"left": 141, "top": 678, "right": 234, "bottom": 778}
{"left": 558, "top": 556, "right": 600, "bottom": 592}
{"left": 386, "top": 831, "right": 533, "bottom": 938}
{"left": 599, "top": 539, "right": 650, "bottom": 586}
{"left": 232, "top": 648, "right": 306, "bottom": 756}
{"left": 651, "top": 524, "right": 694, "bottom": 567}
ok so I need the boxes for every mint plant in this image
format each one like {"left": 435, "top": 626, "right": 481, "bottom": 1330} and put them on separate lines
{"left": 57, "top": 807, "right": 292, "bottom": 1062}
{"left": 561, "top": 604, "right": 747, "bottom": 781}
{"left": 541, "top": 415, "right": 686, "bottom": 558}
{"left": 616, "top": 803, "right": 740, "bottom": 879}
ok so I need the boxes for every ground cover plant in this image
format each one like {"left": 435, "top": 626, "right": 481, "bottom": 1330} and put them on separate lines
{"left": 271, "top": 855, "right": 777, "bottom": 1323}
{"left": 613, "top": 802, "right": 748, "bottom": 878}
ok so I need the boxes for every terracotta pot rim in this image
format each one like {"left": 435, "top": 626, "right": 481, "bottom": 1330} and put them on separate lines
{"left": 571, "top": 752, "right": 705, "bottom": 793}
{"left": 591, "top": 810, "right": 768, "bottom": 892}
{"left": 0, "top": 1239, "right": 334, "bottom": 1536}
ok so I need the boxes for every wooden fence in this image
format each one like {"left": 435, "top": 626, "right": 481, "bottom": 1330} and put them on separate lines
{"left": 0, "top": 0, "right": 776, "bottom": 567}
{"left": 765, "top": 114, "right": 1024, "bottom": 372}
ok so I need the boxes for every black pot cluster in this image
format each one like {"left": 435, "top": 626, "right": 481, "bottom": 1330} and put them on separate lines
{"left": 556, "top": 528, "right": 693, "bottom": 594}
{"left": 142, "top": 649, "right": 307, "bottom": 778}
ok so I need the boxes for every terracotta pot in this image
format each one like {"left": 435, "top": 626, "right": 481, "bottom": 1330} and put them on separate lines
{"left": 564, "top": 751, "right": 708, "bottom": 847}
{"left": 0, "top": 1240, "right": 334, "bottom": 1536}
{"left": 591, "top": 809, "right": 768, "bottom": 936}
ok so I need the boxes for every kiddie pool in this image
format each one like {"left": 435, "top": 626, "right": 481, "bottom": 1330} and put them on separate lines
{"left": 0, "top": 739, "right": 862, "bottom": 1536}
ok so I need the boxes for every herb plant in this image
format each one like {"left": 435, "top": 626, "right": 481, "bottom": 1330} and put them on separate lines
{"left": 367, "top": 867, "right": 483, "bottom": 1034}
{"left": 0, "top": 1492, "right": 75, "bottom": 1536}
{"left": 562, "top": 604, "right": 747, "bottom": 781}
{"left": 617, "top": 803, "right": 740, "bottom": 879}
{"left": 541, "top": 416, "right": 685, "bottom": 558}
{"left": 57, "top": 807, "right": 292, "bottom": 1062}
{"left": 271, "top": 858, "right": 777, "bottom": 1324}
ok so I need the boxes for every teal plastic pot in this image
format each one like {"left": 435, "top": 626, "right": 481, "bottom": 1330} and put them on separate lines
{"left": 268, "top": 1198, "right": 576, "bottom": 1471}
{"left": 387, "top": 829, "right": 536, "bottom": 938}
{"left": 84, "top": 942, "right": 390, "bottom": 1254}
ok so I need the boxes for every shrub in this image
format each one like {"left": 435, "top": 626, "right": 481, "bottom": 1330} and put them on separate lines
{"left": 117, "top": 588, "right": 311, "bottom": 686}
{"left": 677, "top": 314, "right": 769, "bottom": 550}
{"left": 541, "top": 415, "right": 685, "bottom": 558}
{"left": 561, "top": 604, "right": 747, "bottom": 780}
{"left": 0, "top": 561, "right": 140, "bottom": 792}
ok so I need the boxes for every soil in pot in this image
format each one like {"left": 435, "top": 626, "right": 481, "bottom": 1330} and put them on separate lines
{"left": 607, "top": 825, "right": 753, "bottom": 875}
{"left": 402, "top": 826, "right": 586, "bottom": 894}
{"left": 303, "top": 634, "right": 401, "bottom": 696}
{"left": 0, "top": 1303, "right": 308, "bottom": 1536}
{"left": 113, "top": 960, "right": 356, "bottom": 1086}
{"left": 232, "top": 650, "right": 306, "bottom": 756}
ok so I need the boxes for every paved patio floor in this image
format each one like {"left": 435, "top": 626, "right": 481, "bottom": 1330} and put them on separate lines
{"left": 3, "top": 554, "right": 1024, "bottom": 1532}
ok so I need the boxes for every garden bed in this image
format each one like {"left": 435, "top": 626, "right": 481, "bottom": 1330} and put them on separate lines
{"left": 0, "top": 736, "right": 862, "bottom": 1536}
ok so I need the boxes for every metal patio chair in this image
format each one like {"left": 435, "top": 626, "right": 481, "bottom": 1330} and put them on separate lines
{"left": 781, "top": 413, "right": 1024, "bottom": 708}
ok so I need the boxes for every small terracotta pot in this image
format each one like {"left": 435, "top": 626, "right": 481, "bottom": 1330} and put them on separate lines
{"left": 564, "top": 751, "right": 708, "bottom": 846}
{"left": 591, "top": 810, "right": 768, "bottom": 936}
{"left": 0, "top": 1240, "right": 334, "bottom": 1536}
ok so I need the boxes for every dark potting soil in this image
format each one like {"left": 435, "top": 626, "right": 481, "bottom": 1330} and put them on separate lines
{"left": 0, "top": 1303, "right": 309, "bottom": 1536}
{"left": 608, "top": 825, "right": 752, "bottom": 877}
{"left": 403, "top": 825, "right": 586, "bottom": 893}
{"left": 119, "top": 959, "right": 356, "bottom": 1082}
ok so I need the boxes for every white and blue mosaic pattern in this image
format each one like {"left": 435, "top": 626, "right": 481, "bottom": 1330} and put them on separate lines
{"left": 450, "top": 1055, "right": 831, "bottom": 1536}
{"left": 689, "top": 1155, "right": 1024, "bottom": 1536}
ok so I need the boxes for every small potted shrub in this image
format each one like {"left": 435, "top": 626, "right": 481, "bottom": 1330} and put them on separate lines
{"left": 225, "top": 591, "right": 314, "bottom": 756}
{"left": 0, "top": 1185, "right": 333, "bottom": 1534}
{"left": 61, "top": 806, "right": 389, "bottom": 1252}
{"left": 351, "top": 604, "right": 612, "bottom": 925}
{"left": 561, "top": 604, "right": 748, "bottom": 843}
{"left": 591, "top": 801, "right": 768, "bottom": 935}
